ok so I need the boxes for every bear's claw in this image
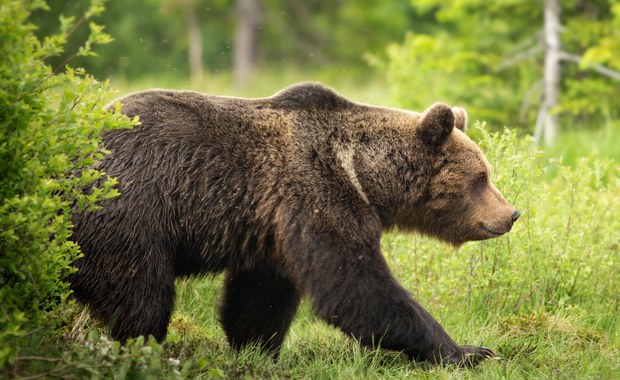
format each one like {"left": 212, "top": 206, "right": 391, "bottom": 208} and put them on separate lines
{"left": 442, "top": 345, "right": 497, "bottom": 367}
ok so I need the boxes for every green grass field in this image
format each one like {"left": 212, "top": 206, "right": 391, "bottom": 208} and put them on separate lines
{"left": 163, "top": 258, "right": 619, "bottom": 379}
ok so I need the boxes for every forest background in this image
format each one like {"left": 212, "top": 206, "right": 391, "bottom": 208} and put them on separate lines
{"left": 33, "top": 0, "right": 620, "bottom": 152}
{"left": 1, "top": 0, "right": 619, "bottom": 378}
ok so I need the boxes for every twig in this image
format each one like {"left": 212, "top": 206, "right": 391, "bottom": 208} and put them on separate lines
{"left": 15, "top": 370, "right": 59, "bottom": 380}
{"left": 18, "top": 356, "right": 61, "bottom": 362}
{"left": 8, "top": 12, "right": 92, "bottom": 105}
{"left": 519, "top": 80, "right": 542, "bottom": 123}
{"left": 559, "top": 51, "right": 620, "bottom": 81}
{"left": 500, "top": 44, "right": 543, "bottom": 70}
{"left": 512, "top": 31, "right": 543, "bottom": 51}
{"left": 5, "top": 326, "right": 49, "bottom": 343}
{"left": 532, "top": 104, "right": 546, "bottom": 148}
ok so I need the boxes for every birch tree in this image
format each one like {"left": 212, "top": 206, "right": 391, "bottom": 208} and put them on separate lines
{"left": 383, "top": 0, "right": 620, "bottom": 146}
{"left": 535, "top": 0, "right": 620, "bottom": 146}
{"left": 539, "top": 0, "right": 561, "bottom": 146}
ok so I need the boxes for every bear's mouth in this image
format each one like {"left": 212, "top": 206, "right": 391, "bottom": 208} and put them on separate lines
{"left": 480, "top": 223, "right": 505, "bottom": 236}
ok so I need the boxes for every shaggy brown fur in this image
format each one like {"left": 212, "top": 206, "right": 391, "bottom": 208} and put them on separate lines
{"left": 70, "top": 83, "right": 519, "bottom": 367}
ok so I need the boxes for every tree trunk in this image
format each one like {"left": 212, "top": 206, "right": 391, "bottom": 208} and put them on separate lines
{"left": 542, "top": 0, "right": 561, "bottom": 146}
{"left": 234, "top": 0, "right": 261, "bottom": 87}
{"left": 183, "top": 3, "right": 203, "bottom": 84}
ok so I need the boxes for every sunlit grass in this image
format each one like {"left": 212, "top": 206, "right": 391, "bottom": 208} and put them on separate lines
{"left": 163, "top": 237, "right": 619, "bottom": 379}
{"left": 541, "top": 122, "right": 620, "bottom": 173}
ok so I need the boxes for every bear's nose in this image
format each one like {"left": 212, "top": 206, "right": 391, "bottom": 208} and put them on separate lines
{"left": 512, "top": 210, "right": 521, "bottom": 223}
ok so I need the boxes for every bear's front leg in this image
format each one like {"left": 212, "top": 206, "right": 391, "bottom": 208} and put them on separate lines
{"left": 283, "top": 224, "right": 494, "bottom": 367}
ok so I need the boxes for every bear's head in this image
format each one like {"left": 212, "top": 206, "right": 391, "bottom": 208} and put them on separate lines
{"left": 400, "top": 103, "right": 519, "bottom": 246}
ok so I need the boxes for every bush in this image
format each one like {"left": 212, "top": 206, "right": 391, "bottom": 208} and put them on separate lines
{"left": 0, "top": 0, "right": 135, "bottom": 372}
{"left": 44, "top": 331, "right": 190, "bottom": 379}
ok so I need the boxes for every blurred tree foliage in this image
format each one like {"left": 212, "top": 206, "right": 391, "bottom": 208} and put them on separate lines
{"left": 30, "top": 0, "right": 416, "bottom": 80}
{"left": 28, "top": 0, "right": 620, "bottom": 133}
{"left": 31, "top": 0, "right": 196, "bottom": 78}
{"left": 379, "top": 0, "right": 620, "bottom": 134}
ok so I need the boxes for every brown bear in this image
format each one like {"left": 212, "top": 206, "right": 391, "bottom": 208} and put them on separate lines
{"left": 70, "top": 83, "right": 519, "bottom": 366}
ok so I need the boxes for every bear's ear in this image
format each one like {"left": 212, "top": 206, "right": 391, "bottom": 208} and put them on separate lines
{"left": 417, "top": 103, "right": 455, "bottom": 147}
{"left": 452, "top": 106, "right": 468, "bottom": 132}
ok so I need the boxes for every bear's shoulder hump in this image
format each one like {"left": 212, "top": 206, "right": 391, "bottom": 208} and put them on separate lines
{"left": 270, "top": 83, "right": 352, "bottom": 111}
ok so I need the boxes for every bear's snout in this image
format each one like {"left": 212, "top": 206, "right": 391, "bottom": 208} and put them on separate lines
{"left": 474, "top": 182, "right": 520, "bottom": 240}
{"left": 477, "top": 204, "right": 519, "bottom": 240}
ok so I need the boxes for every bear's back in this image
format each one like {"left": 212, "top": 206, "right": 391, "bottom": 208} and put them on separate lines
{"left": 110, "top": 83, "right": 354, "bottom": 123}
{"left": 102, "top": 84, "right": 362, "bottom": 167}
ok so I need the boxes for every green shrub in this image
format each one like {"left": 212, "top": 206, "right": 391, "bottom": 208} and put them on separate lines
{"left": 44, "top": 331, "right": 190, "bottom": 379}
{"left": 0, "top": 0, "right": 135, "bottom": 372}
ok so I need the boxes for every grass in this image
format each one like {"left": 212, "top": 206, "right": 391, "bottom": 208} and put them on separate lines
{"left": 541, "top": 122, "right": 620, "bottom": 177}
{"left": 145, "top": 270, "right": 617, "bottom": 379}
{"left": 154, "top": 232, "right": 618, "bottom": 379}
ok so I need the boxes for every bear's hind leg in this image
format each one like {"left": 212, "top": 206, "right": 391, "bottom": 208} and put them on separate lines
{"left": 219, "top": 266, "right": 300, "bottom": 356}
{"left": 106, "top": 269, "right": 176, "bottom": 343}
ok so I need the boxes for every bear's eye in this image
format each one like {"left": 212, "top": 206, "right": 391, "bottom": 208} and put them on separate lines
{"left": 475, "top": 174, "right": 487, "bottom": 188}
